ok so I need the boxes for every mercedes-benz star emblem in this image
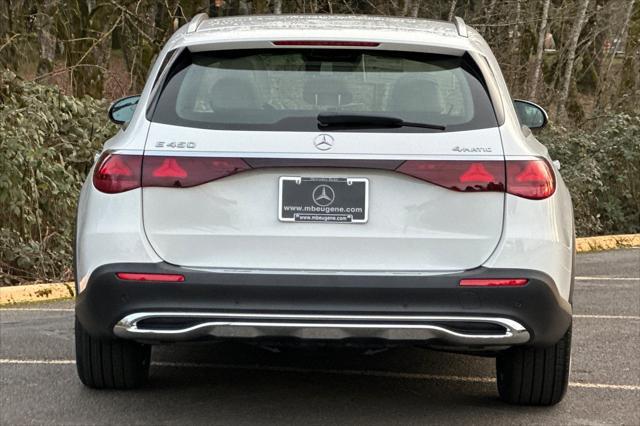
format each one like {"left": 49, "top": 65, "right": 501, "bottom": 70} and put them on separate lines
{"left": 313, "top": 134, "right": 334, "bottom": 151}
{"left": 312, "top": 185, "right": 335, "bottom": 207}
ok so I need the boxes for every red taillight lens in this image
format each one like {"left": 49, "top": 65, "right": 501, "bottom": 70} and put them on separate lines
{"left": 396, "top": 160, "right": 505, "bottom": 192}
{"left": 116, "top": 273, "right": 185, "bottom": 282}
{"left": 152, "top": 158, "right": 187, "bottom": 178}
{"left": 142, "top": 156, "right": 250, "bottom": 188}
{"left": 396, "top": 159, "right": 555, "bottom": 199}
{"left": 94, "top": 155, "right": 554, "bottom": 200}
{"left": 459, "top": 279, "right": 528, "bottom": 287}
{"left": 459, "top": 163, "right": 497, "bottom": 183}
{"left": 93, "top": 153, "right": 142, "bottom": 193}
{"left": 506, "top": 159, "right": 555, "bottom": 200}
{"left": 94, "top": 154, "right": 250, "bottom": 193}
{"left": 272, "top": 40, "right": 380, "bottom": 47}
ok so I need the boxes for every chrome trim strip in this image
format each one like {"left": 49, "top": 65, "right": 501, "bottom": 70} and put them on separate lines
{"left": 140, "top": 151, "right": 507, "bottom": 161}
{"left": 184, "top": 267, "right": 461, "bottom": 276}
{"left": 113, "top": 312, "right": 530, "bottom": 345}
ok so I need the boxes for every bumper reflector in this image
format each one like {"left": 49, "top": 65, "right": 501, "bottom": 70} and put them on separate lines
{"left": 116, "top": 273, "right": 185, "bottom": 282}
{"left": 459, "top": 279, "right": 528, "bottom": 287}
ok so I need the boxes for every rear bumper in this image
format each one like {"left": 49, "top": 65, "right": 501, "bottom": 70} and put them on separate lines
{"left": 76, "top": 263, "right": 572, "bottom": 347}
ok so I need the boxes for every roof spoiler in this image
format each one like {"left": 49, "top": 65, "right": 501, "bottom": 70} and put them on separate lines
{"left": 187, "top": 12, "right": 208, "bottom": 34}
{"left": 452, "top": 16, "right": 468, "bottom": 38}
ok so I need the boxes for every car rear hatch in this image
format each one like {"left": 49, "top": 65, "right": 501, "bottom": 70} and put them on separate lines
{"left": 139, "top": 46, "right": 506, "bottom": 272}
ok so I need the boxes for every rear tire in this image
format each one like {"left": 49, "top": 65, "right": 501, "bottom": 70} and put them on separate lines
{"left": 75, "top": 317, "right": 151, "bottom": 389}
{"left": 496, "top": 327, "right": 571, "bottom": 406}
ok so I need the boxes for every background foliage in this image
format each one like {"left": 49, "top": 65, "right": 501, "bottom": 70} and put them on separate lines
{"left": 0, "top": 71, "right": 116, "bottom": 284}
{"left": 542, "top": 115, "right": 640, "bottom": 235}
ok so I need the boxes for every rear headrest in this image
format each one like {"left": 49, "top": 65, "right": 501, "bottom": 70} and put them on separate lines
{"left": 208, "top": 77, "right": 260, "bottom": 110}
{"left": 303, "top": 77, "right": 353, "bottom": 107}
{"left": 389, "top": 77, "right": 442, "bottom": 114}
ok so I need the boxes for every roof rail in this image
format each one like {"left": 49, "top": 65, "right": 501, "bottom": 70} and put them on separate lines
{"left": 186, "top": 12, "right": 208, "bottom": 34}
{"left": 452, "top": 16, "right": 468, "bottom": 38}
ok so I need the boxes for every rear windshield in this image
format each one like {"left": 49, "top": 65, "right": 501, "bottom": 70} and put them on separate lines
{"left": 151, "top": 49, "right": 497, "bottom": 132}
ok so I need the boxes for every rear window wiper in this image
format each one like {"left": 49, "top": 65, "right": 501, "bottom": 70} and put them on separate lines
{"left": 318, "top": 113, "right": 446, "bottom": 131}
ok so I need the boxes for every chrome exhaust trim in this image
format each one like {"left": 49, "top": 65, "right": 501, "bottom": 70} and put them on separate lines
{"left": 113, "top": 312, "right": 530, "bottom": 345}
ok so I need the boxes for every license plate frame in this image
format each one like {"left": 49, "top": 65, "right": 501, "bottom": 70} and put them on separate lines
{"left": 278, "top": 177, "right": 369, "bottom": 224}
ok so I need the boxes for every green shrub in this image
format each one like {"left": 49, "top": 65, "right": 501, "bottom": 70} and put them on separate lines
{"left": 539, "top": 114, "right": 640, "bottom": 236}
{"left": 0, "top": 71, "right": 117, "bottom": 284}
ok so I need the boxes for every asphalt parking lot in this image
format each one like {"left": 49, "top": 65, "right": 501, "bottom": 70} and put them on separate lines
{"left": 1, "top": 249, "right": 638, "bottom": 425}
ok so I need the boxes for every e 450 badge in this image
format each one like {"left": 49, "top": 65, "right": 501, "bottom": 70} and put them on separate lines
{"left": 155, "top": 141, "right": 197, "bottom": 149}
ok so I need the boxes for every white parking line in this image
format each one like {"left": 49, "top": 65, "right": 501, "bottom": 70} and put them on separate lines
{"left": 1, "top": 359, "right": 638, "bottom": 391}
{"left": 568, "top": 382, "right": 640, "bottom": 391}
{"left": 0, "top": 359, "right": 75, "bottom": 364}
{"left": 576, "top": 277, "right": 639, "bottom": 281}
{"left": 574, "top": 314, "right": 640, "bottom": 320}
{"left": 0, "top": 308, "right": 73, "bottom": 312}
{"left": 2, "top": 309, "right": 638, "bottom": 320}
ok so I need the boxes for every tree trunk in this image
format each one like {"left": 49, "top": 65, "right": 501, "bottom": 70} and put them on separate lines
{"left": 629, "top": 45, "right": 640, "bottom": 108}
{"left": 481, "top": 0, "right": 497, "bottom": 39}
{"left": 162, "top": 0, "right": 180, "bottom": 29}
{"left": 528, "top": 0, "right": 551, "bottom": 100}
{"left": 556, "top": 0, "right": 590, "bottom": 122}
{"left": 597, "top": 0, "right": 635, "bottom": 111}
{"left": 508, "top": 0, "right": 522, "bottom": 92}
{"left": 63, "top": 0, "right": 116, "bottom": 98}
{"left": 198, "top": 0, "right": 211, "bottom": 14}
{"left": 447, "top": 0, "right": 457, "bottom": 21}
{"left": 0, "top": 0, "right": 24, "bottom": 71}
{"left": 410, "top": 0, "right": 421, "bottom": 17}
{"left": 240, "top": 0, "right": 251, "bottom": 14}
{"left": 121, "top": 1, "right": 158, "bottom": 93}
{"left": 273, "top": 0, "right": 282, "bottom": 14}
{"left": 36, "top": 0, "right": 57, "bottom": 78}
{"left": 485, "top": 0, "right": 497, "bottom": 21}
{"left": 614, "top": 1, "right": 640, "bottom": 110}
{"left": 252, "top": 0, "right": 267, "bottom": 14}
{"left": 401, "top": 0, "right": 412, "bottom": 17}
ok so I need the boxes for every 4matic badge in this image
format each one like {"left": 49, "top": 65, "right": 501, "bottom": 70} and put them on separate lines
{"left": 452, "top": 146, "right": 492, "bottom": 153}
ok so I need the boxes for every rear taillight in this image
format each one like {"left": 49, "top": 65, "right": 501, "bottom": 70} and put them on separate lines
{"left": 93, "top": 154, "right": 554, "bottom": 200}
{"left": 396, "top": 159, "right": 555, "bottom": 199}
{"left": 395, "top": 161, "right": 505, "bottom": 193}
{"left": 116, "top": 272, "right": 185, "bottom": 282}
{"left": 506, "top": 159, "right": 555, "bottom": 200}
{"left": 93, "top": 153, "right": 142, "bottom": 193}
{"left": 459, "top": 279, "right": 528, "bottom": 287}
{"left": 93, "top": 154, "right": 250, "bottom": 193}
{"left": 142, "top": 156, "right": 250, "bottom": 188}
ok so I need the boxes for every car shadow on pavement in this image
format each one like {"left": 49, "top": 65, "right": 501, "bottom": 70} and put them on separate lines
{"left": 152, "top": 340, "right": 496, "bottom": 379}
{"left": 132, "top": 342, "right": 560, "bottom": 420}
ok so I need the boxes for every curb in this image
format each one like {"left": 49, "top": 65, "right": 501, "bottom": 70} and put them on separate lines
{"left": 0, "top": 282, "right": 75, "bottom": 306}
{"left": 1, "top": 234, "right": 638, "bottom": 306}
{"left": 575, "top": 234, "right": 640, "bottom": 253}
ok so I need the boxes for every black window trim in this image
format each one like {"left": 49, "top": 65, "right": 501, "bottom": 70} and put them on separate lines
{"left": 146, "top": 47, "right": 186, "bottom": 121}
